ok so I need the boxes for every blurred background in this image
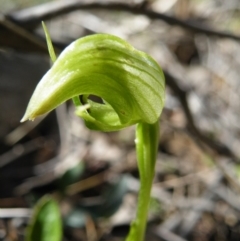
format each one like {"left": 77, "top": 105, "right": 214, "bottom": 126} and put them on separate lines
{"left": 1, "top": 0, "right": 240, "bottom": 240}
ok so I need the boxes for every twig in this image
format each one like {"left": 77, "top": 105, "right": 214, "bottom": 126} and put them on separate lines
{"left": 0, "top": 138, "right": 45, "bottom": 168}
{"left": 5, "top": 115, "right": 46, "bottom": 145}
{"left": 0, "top": 208, "right": 31, "bottom": 218}
{"left": 6, "top": 0, "right": 146, "bottom": 29}
{"left": 7, "top": 0, "right": 240, "bottom": 41}
{"left": 66, "top": 171, "right": 107, "bottom": 196}
{"left": 213, "top": 185, "right": 240, "bottom": 212}
{"left": 153, "top": 226, "right": 188, "bottom": 241}
{"left": 165, "top": 71, "right": 238, "bottom": 161}
{"left": 55, "top": 104, "right": 72, "bottom": 155}
{"left": 14, "top": 145, "right": 86, "bottom": 195}
{"left": 178, "top": 169, "right": 222, "bottom": 237}
{"left": 154, "top": 169, "right": 211, "bottom": 189}
{"left": 214, "top": 159, "right": 240, "bottom": 194}
{"left": 0, "top": 14, "right": 47, "bottom": 52}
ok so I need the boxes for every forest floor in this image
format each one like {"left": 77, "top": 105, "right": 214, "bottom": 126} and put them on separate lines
{"left": 1, "top": 1, "right": 240, "bottom": 240}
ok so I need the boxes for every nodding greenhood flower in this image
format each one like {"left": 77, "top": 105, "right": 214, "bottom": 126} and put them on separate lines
{"left": 21, "top": 34, "right": 165, "bottom": 131}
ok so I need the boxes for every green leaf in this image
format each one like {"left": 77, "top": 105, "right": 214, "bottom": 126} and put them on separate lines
{"left": 25, "top": 196, "right": 62, "bottom": 241}
{"left": 21, "top": 34, "right": 165, "bottom": 131}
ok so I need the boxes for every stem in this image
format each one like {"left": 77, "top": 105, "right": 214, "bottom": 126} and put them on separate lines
{"left": 126, "top": 121, "right": 159, "bottom": 241}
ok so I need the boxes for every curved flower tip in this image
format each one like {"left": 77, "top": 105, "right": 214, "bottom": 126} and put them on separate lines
{"left": 21, "top": 111, "right": 33, "bottom": 122}
{"left": 21, "top": 34, "right": 165, "bottom": 131}
{"left": 21, "top": 116, "right": 32, "bottom": 122}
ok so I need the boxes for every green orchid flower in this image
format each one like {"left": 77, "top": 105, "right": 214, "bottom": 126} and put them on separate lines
{"left": 22, "top": 23, "right": 165, "bottom": 241}
{"left": 21, "top": 34, "right": 164, "bottom": 131}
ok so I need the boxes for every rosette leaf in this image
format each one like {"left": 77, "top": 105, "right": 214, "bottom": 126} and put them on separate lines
{"left": 21, "top": 34, "right": 165, "bottom": 131}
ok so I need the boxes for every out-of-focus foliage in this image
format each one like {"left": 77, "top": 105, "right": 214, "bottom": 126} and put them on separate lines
{"left": 25, "top": 196, "right": 62, "bottom": 241}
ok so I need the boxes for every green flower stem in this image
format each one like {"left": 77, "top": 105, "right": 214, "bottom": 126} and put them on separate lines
{"left": 126, "top": 121, "right": 159, "bottom": 241}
